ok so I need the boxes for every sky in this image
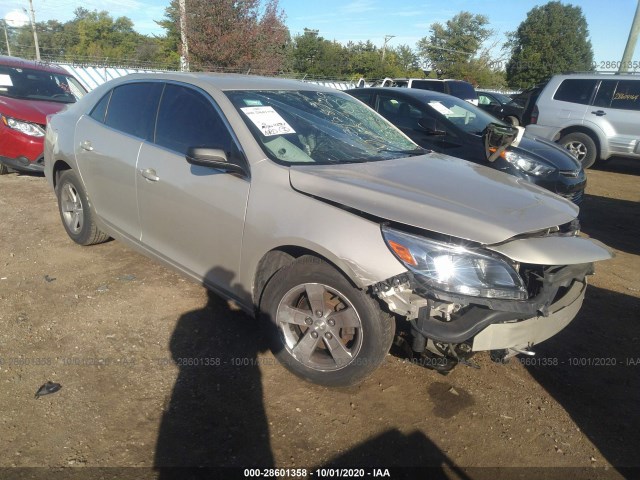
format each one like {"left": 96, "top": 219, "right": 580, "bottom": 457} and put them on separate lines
{"left": 1, "top": 0, "right": 639, "bottom": 66}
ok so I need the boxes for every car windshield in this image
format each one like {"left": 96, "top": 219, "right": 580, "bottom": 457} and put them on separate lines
{"left": 0, "top": 65, "right": 86, "bottom": 103}
{"left": 486, "top": 91, "right": 512, "bottom": 104}
{"left": 424, "top": 95, "right": 506, "bottom": 135}
{"left": 225, "top": 90, "right": 419, "bottom": 165}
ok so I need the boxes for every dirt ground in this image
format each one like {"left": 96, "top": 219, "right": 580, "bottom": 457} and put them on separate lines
{"left": 0, "top": 158, "right": 638, "bottom": 480}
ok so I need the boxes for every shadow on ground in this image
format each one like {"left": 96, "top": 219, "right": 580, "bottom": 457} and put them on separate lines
{"left": 592, "top": 156, "right": 640, "bottom": 177}
{"left": 524, "top": 285, "right": 640, "bottom": 470}
{"left": 153, "top": 269, "right": 273, "bottom": 472}
{"left": 580, "top": 193, "right": 640, "bottom": 256}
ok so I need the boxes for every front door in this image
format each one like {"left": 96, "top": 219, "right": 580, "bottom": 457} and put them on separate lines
{"left": 136, "top": 83, "right": 250, "bottom": 295}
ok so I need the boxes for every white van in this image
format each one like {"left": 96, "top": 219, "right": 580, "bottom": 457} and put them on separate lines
{"left": 373, "top": 77, "right": 479, "bottom": 105}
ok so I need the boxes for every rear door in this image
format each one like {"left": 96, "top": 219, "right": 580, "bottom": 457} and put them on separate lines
{"left": 74, "top": 82, "right": 163, "bottom": 238}
{"left": 136, "top": 82, "right": 250, "bottom": 292}
{"left": 538, "top": 79, "right": 596, "bottom": 126}
{"left": 591, "top": 79, "right": 640, "bottom": 158}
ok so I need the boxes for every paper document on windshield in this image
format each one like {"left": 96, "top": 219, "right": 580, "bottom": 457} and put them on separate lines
{"left": 0, "top": 74, "right": 13, "bottom": 87}
{"left": 428, "top": 101, "right": 454, "bottom": 116}
{"left": 241, "top": 106, "right": 296, "bottom": 136}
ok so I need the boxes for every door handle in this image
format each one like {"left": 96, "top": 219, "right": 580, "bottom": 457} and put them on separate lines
{"left": 80, "top": 140, "right": 93, "bottom": 151}
{"left": 139, "top": 168, "right": 159, "bottom": 182}
{"left": 591, "top": 110, "right": 606, "bottom": 116}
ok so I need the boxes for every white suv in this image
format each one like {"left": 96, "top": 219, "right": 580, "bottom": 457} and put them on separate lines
{"left": 525, "top": 73, "right": 640, "bottom": 168}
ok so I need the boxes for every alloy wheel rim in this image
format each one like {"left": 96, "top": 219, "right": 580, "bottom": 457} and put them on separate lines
{"left": 276, "top": 283, "right": 364, "bottom": 371}
{"left": 60, "top": 183, "right": 84, "bottom": 234}
{"left": 566, "top": 141, "right": 587, "bottom": 161}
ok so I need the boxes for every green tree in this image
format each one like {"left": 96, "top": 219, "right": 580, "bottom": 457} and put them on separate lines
{"left": 506, "top": 1, "right": 593, "bottom": 88}
{"left": 162, "top": 0, "right": 288, "bottom": 72}
{"left": 417, "top": 11, "right": 492, "bottom": 80}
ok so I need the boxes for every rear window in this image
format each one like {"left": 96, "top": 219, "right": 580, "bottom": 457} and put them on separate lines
{"left": 410, "top": 80, "right": 445, "bottom": 93}
{"left": 553, "top": 79, "right": 597, "bottom": 105}
{"left": 104, "top": 83, "right": 163, "bottom": 140}
{"left": 447, "top": 81, "right": 477, "bottom": 101}
{"left": 610, "top": 80, "right": 640, "bottom": 111}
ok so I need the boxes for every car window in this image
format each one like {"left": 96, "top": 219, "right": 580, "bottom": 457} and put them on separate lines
{"left": 423, "top": 95, "right": 505, "bottom": 134}
{"left": 155, "top": 83, "right": 233, "bottom": 155}
{"left": 225, "top": 90, "right": 417, "bottom": 165}
{"left": 349, "top": 91, "right": 374, "bottom": 107}
{"left": 104, "top": 82, "right": 163, "bottom": 140}
{"left": 447, "top": 81, "right": 477, "bottom": 101}
{"left": 553, "top": 79, "right": 597, "bottom": 105}
{"left": 410, "top": 80, "right": 445, "bottom": 93}
{"left": 478, "top": 94, "right": 496, "bottom": 106}
{"left": 378, "top": 94, "right": 423, "bottom": 130}
{"left": 593, "top": 80, "right": 616, "bottom": 108}
{"left": 89, "top": 90, "right": 112, "bottom": 123}
{"left": 610, "top": 80, "right": 640, "bottom": 111}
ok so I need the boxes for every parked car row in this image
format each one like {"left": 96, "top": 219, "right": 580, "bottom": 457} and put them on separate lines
{"left": 41, "top": 72, "right": 612, "bottom": 386}
{"left": 364, "top": 73, "right": 640, "bottom": 170}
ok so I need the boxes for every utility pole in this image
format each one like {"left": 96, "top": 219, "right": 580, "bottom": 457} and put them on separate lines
{"left": 2, "top": 21, "right": 11, "bottom": 56}
{"left": 178, "top": 0, "right": 189, "bottom": 71}
{"left": 620, "top": 0, "right": 640, "bottom": 73}
{"left": 381, "top": 35, "right": 395, "bottom": 62}
{"left": 26, "top": 0, "right": 40, "bottom": 61}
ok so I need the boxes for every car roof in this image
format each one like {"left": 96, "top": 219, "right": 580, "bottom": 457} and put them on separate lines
{"left": 347, "top": 87, "right": 453, "bottom": 102}
{"left": 0, "top": 55, "right": 71, "bottom": 75}
{"left": 552, "top": 73, "right": 640, "bottom": 80}
{"left": 108, "top": 72, "right": 333, "bottom": 92}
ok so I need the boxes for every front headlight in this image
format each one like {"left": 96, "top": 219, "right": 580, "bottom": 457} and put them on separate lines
{"left": 1, "top": 115, "right": 46, "bottom": 137}
{"left": 382, "top": 226, "right": 527, "bottom": 300}
{"left": 503, "top": 150, "right": 555, "bottom": 176}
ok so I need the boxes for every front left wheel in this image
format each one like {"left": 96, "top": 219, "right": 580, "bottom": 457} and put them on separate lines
{"left": 261, "top": 256, "right": 395, "bottom": 387}
{"left": 56, "top": 170, "right": 110, "bottom": 245}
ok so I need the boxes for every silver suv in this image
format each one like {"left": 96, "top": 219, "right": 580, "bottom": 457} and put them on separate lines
{"left": 525, "top": 73, "right": 640, "bottom": 168}
{"left": 44, "top": 73, "right": 611, "bottom": 386}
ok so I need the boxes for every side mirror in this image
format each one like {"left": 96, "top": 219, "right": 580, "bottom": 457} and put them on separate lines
{"left": 185, "top": 147, "right": 247, "bottom": 176}
{"left": 418, "top": 118, "right": 446, "bottom": 136}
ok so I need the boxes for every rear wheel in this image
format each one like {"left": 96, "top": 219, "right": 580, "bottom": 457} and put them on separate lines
{"left": 56, "top": 170, "right": 110, "bottom": 245}
{"left": 0, "top": 163, "right": 9, "bottom": 175}
{"left": 261, "top": 256, "right": 395, "bottom": 387}
{"left": 559, "top": 132, "right": 597, "bottom": 169}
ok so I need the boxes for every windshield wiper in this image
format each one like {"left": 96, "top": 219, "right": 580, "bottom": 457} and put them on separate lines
{"left": 377, "top": 147, "right": 431, "bottom": 156}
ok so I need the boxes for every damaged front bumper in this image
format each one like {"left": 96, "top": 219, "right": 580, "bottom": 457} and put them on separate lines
{"left": 373, "top": 262, "right": 593, "bottom": 351}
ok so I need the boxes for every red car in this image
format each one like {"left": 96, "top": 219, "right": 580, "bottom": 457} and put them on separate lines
{"left": 0, "top": 56, "right": 86, "bottom": 174}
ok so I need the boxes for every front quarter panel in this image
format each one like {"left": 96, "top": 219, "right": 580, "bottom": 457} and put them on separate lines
{"left": 240, "top": 160, "right": 406, "bottom": 301}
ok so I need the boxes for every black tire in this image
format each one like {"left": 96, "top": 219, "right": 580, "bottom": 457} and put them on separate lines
{"left": 260, "top": 256, "right": 395, "bottom": 387}
{"left": 0, "top": 163, "right": 9, "bottom": 175}
{"left": 55, "top": 170, "right": 110, "bottom": 245}
{"left": 558, "top": 132, "right": 597, "bottom": 169}
{"left": 505, "top": 116, "right": 520, "bottom": 127}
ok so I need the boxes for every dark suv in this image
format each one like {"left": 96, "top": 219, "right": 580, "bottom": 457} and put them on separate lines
{"left": 0, "top": 56, "right": 86, "bottom": 174}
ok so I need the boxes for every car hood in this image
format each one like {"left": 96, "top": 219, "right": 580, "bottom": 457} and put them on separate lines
{"left": 289, "top": 153, "right": 579, "bottom": 245}
{"left": 514, "top": 134, "right": 582, "bottom": 171}
{"left": 0, "top": 96, "right": 68, "bottom": 124}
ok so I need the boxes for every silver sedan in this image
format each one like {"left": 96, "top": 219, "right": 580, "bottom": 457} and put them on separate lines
{"left": 44, "top": 73, "right": 612, "bottom": 386}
